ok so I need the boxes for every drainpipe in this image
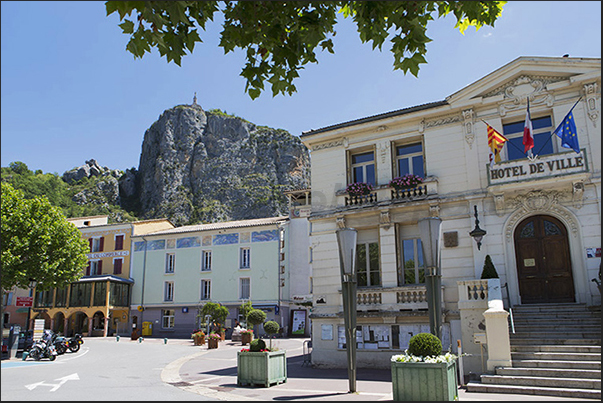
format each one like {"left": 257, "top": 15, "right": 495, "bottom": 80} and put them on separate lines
{"left": 139, "top": 236, "right": 148, "bottom": 332}
{"left": 277, "top": 222, "right": 284, "bottom": 330}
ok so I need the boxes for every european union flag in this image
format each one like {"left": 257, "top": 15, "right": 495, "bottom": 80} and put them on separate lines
{"left": 553, "top": 111, "right": 580, "bottom": 153}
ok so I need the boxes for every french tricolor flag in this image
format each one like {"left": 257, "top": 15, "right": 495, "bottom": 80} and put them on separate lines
{"left": 523, "top": 98, "right": 534, "bottom": 156}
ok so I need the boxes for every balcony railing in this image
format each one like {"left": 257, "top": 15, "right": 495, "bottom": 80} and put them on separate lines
{"left": 354, "top": 284, "right": 443, "bottom": 312}
{"left": 338, "top": 176, "right": 438, "bottom": 208}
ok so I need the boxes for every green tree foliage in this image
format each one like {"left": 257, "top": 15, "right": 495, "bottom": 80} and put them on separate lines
{"left": 239, "top": 300, "right": 254, "bottom": 326}
{"left": 246, "top": 308, "right": 267, "bottom": 327}
{"left": 1, "top": 182, "right": 90, "bottom": 292}
{"left": 106, "top": 1, "right": 506, "bottom": 99}
{"left": 200, "top": 301, "right": 229, "bottom": 325}
{"left": 1, "top": 161, "right": 138, "bottom": 222}
{"left": 481, "top": 254, "right": 499, "bottom": 279}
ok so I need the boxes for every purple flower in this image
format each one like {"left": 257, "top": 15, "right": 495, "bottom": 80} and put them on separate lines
{"left": 389, "top": 174, "right": 424, "bottom": 189}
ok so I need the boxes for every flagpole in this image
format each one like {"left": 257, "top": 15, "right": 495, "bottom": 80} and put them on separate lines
{"left": 533, "top": 97, "right": 583, "bottom": 156}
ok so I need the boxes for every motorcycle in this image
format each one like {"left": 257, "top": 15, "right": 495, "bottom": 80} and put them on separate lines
{"left": 66, "top": 333, "right": 84, "bottom": 353}
{"left": 52, "top": 334, "right": 69, "bottom": 355}
{"left": 28, "top": 336, "right": 58, "bottom": 361}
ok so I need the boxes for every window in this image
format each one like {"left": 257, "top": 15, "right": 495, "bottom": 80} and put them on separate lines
{"left": 239, "top": 278, "right": 250, "bottom": 299}
{"left": 88, "top": 260, "right": 102, "bottom": 276}
{"left": 69, "top": 283, "right": 92, "bottom": 307}
{"left": 165, "top": 253, "right": 175, "bottom": 274}
{"left": 55, "top": 287, "right": 68, "bottom": 307}
{"left": 350, "top": 151, "right": 375, "bottom": 185}
{"left": 240, "top": 247, "right": 251, "bottom": 269}
{"left": 93, "top": 282, "right": 107, "bottom": 306}
{"left": 110, "top": 283, "right": 130, "bottom": 306}
{"left": 503, "top": 115, "right": 554, "bottom": 161}
{"left": 164, "top": 281, "right": 174, "bottom": 302}
{"left": 399, "top": 238, "right": 425, "bottom": 285}
{"left": 201, "top": 279, "right": 211, "bottom": 300}
{"left": 357, "top": 242, "right": 381, "bottom": 287}
{"left": 90, "top": 237, "right": 104, "bottom": 252}
{"left": 201, "top": 250, "right": 212, "bottom": 271}
{"left": 113, "top": 258, "right": 123, "bottom": 275}
{"left": 115, "top": 234, "right": 124, "bottom": 250}
{"left": 162, "top": 309, "right": 175, "bottom": 329}
{"left": 34, "top": 290, "right": 53, "bottom": 308}
{"left": 396, "top": 143, "right": 425, "bottom": 178}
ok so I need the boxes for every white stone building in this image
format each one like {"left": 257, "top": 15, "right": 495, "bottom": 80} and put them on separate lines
{"left": 300, "top": 56, "right": 601, "bottom": 372}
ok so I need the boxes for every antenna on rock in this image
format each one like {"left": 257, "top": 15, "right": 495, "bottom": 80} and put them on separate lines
{"left": 192, "top": 92, "right": 198, "bottom": 105}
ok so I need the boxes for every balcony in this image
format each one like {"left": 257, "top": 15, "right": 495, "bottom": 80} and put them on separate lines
{"left": 353, "top": 284, "right": 444, "bottom": 313}
{"left": 337, "top": 176, "right": 438, "bottom": 209}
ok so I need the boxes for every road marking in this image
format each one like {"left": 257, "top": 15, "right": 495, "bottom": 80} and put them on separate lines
{"left": 25, "top": 373, "right": 79, "bottom": 392}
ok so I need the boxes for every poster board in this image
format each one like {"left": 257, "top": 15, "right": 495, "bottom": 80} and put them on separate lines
{"left": 290, "top": 309, "right": 307, "bottom": 337}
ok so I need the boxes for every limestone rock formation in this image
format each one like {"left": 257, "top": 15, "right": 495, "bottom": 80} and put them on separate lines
{"left": 131, "top": 104, "right": 310, "bottom": 225}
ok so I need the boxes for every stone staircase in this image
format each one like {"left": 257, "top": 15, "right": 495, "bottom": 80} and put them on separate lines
{"left": 467, "top": 303, "right": 601, "bottom": 399}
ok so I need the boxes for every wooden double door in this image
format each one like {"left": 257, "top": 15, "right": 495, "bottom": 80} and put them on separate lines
{"left": 514, "top": 215, "right": 575, "bottom": 304}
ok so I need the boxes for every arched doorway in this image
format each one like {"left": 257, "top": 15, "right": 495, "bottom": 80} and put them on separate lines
{"left": 514, "top": 215, "right": 575, "bottom": 304}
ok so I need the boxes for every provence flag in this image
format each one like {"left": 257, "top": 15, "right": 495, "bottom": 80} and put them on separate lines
{"left": 553, "top": 110, "right": 580, "bottom": 153}
{"left": 487, "top": 124, "right": 507, "bottom": 167}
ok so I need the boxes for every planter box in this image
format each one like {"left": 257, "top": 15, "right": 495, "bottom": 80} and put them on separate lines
{"left": 207, "top": 338, "right": 219, "bottom": 349}
{"left": 192, "top": 335, "right": 205, "bottom": 346}
{"left": 241, "top": 332, "right": 253, "bottom": 345}
{"left": 237, "top": 350, "right": 287, "bottom": 387}
{"left": 391, "top": 360, "right": 458, "bottom": 401}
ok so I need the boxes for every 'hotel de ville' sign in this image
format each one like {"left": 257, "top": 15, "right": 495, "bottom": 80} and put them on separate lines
{"left": 488, "top": 149, "right": 588, "bottom": 186}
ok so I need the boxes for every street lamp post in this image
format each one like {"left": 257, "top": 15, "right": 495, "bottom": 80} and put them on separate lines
{"left": 418, "top": 218, "right": 442, "bottom": 341}
{"left": 336, "top": 228, "right": 358, "bottom": 393}
{"left": 25, "top": 278, "right": 37, "bottom": 332}
{"left": 469, "top": 205, "right": 487, "bottom": 250}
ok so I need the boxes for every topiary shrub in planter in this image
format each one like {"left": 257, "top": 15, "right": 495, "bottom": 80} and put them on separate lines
{"left": 263, "top": 320, "right": 280, "bottom": 350}
{"left": 237, "top": 337, "right": 287, "bottom": 387}
{"left": 391, "top": 333, "right": 458, "bottom": 401}
{"left": 246, "top": 309, "right": 267, "bottom": 335}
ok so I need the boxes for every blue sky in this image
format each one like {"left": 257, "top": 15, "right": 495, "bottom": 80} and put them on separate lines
{"left": 1, "top": 1, "right": 601, "bottom": 175}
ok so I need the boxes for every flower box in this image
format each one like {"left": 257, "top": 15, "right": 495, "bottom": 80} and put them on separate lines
{"left": 237, "top": 350, "right": 287, "bottom": 387}
{"left": 241, "top": 331, "right": 253, "bottom": 345}
{"left": 391, "top": 359, "right": 458, "bottom": 401}
{"left": 345, "top": 182, "right": 373, "bottom": 196}
{"left": 389, "top": 174, "right": 424, "bottom": 190}
{"left": 207, "top": 337, "right": 219, "bottom": 349}
{"left": 192, "top": 333, "right": 205, "bottom": 346}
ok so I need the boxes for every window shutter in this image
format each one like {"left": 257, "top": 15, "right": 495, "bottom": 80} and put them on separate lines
{"left": 114, "top": 259, "right": 122, "bottom": 275}
{"left": 98, "top": 260, "right": 103, "bottom": 274}
{"left": 115, "top": 235, "right": 123, "bottom": 250}
{"left": 99, "top": 237, "right": 105, "bottom": 252}
{"left": 89, "top": 238, "right": 93, "bottom": 251}
{"left": 86, "top": 262, "right": 91, "bottom": 276}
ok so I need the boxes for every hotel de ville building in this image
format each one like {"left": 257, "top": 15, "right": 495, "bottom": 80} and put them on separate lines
{"left": 300, "top": 56, "right": 601, "bottom": 376}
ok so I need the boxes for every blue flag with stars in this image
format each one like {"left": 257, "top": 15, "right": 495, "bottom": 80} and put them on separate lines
{"left": 553, "top": 110, "right": 580, "bottom": 153}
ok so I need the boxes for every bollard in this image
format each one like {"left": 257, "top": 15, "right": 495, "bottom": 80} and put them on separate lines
{"left": 164, "top": 338, "right": 168, "bottom": 345}
{"left": 116, "top": 335, "right": 120, "bottom": 342}
{"left": 138, "top": 337, "right": 143, "bottom": 343}
{"left": 22, "top": 351, "right": 28, "bottom": 361}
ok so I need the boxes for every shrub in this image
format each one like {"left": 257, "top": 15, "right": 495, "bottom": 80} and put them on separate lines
{"left": 246, "top": 309, "right": 267, "bottom": 327}
{"left": 408, "top": 333, "right": 442, "bottom": 357}
{"left": 249, "top": 338, "right": 266, "bottom": 352}
{"left": 263, "top": 321, "right": 280, "bottom": 336}
{"left": 389, "top": 174, "right": 424, "bottom": 189}
{"left": 481, "top": 255, "right": 499, "bottom": 279}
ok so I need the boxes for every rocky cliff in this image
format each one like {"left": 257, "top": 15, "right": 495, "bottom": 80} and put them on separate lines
{"left": 120, "top": 104, "right": 310, "bottom": 226}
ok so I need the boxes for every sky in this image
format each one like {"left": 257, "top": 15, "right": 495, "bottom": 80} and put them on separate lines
{"left": 1, "top": 1, "right": 601, "bottom": 176}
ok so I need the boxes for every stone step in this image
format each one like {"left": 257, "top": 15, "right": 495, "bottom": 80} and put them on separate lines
{"left": 509, "top": 337, "right": 601, "bottom": 346}
{"left": 466, "top": 381, "right": 602, "bottom": 399}
{"left": 510, "top": 331, "right": 601, "bottom": 339}
{"left": 496, "top": 367, "right": 602, "bottom": 380}
{"left": 511, "top": 359, "right": 601, "bottom": 370}
{"left": 511, "top": 351, "right": 602, "bottom": 361}
{"left": 511, "top": 326, "right": 602, "bottom": 334}
{"left": 511, "top": 303, "right": 590, "bottom": 312}
{"left": 511, "top": 344, "right": 601, "bottom": 353}
{"left": 512, "top": 319, "right": 602, "bottom": 326}
{"left": 479, "top": 374, "right": 601, "bottom": 389}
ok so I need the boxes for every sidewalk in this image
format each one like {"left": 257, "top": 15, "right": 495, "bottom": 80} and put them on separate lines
{"left": 159, "top": 337, "right": 596, "bottom": 401}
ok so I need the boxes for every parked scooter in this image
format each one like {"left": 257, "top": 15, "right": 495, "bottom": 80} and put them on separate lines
{"left": 27, "top": 330, "right": 58, "bottom": 361}
{"left": 66, "top": 333, "right": 84, "bottom": 353}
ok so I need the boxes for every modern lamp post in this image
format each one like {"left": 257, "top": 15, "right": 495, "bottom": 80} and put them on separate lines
{"left": 418, "top": 217, "right": 442, "bottom": 341}
{"left": 336, "top": 228, "right": 358, "bottom": 393}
